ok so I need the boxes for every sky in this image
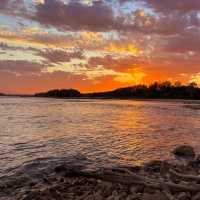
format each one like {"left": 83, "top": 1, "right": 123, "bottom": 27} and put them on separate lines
{"left": 1, "top": 0, "right": 200, "bottom": 94}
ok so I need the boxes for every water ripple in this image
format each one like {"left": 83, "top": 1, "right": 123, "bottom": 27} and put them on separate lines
{"left": 1, "top": 98, "right": 200, "bottom": 176}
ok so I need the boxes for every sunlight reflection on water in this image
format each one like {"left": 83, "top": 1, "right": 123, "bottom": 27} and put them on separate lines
{"left": 1, "top": 97, "right": 200, "bottom": 176}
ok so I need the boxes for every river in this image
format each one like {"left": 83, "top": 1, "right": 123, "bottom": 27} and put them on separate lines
{"left": 1, "top": 97, "right": 200, "bottom": 179}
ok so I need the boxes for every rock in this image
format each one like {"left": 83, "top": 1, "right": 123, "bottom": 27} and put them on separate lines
{"left": 98, "top": 181, "right": 114, "bottom": 198}
{"left": 101, "top": 184, "right": 114, "bottom": 198}
{"left": 134, "top": 184, "right": 144, "bottom": 193}
{"left": 184, "top": 169, "right": 197, "bottom": 176}
{"left": 141, "top": 193, "right": 170, "bottom": 200}
{"left": 156, "top": 190, "right": 161, "bottom": 194}
{"left": 186, "top": 191, "right": 191, "bottom": 198}
{"left": 98, "top": 181, "right": 113, "bottom": 190}
{"left": 196, "top": 155, "right": 200, "bottom": 162}
{"left": 126, "top": 195, "right": 133, "bottom": 200}
{"left": 64, "top": 171, "right": 75, "bottom": 177}
{"left": 60, "top": 177, "right": 64, "bottom": 182}
{"left": 143, "top": 186, "right": 157, "bottom": 194}
{"left": 96, "top": 189, "right": 103, "bottom": 195}
{"left": 106, "top": 196, "right": 116, "bottom": 200}
{"left": 85, "top": 194, "right": 95, "bottom": 200}
{"left": 149, "top": 160, "right": 162, "bottom": 169}
{"left": 134, "top": 193, "right": 142, "bottom": 200}
{"left": 94, "top": 193, "right": 103, "bottom": 200}
{"left": 193, "top": 192, "right": 200, "bottom": 200}
{"left": 130, "top": 186, "right": 137, "bottom": 194}
{"left": 179, "top": 181, "right": 189, "bottom": 185}
{"left": 160, "top": 161, "right": 173, "bottom": 176}
{"left": 112, "top": 190, "right": 118, "bottom": 196}
{"left": 178, "top": 192, "right": 187, "bottom": 200}
{"left": 173, "top": 145, "right": 195, "bottom": 156}
{"left": 87, "top": 178, "right": 97, "bottom": 184}
{"left": 117, "top": 183, "right": 129, "bottom": 190}
{"left": 118, "top": 191, "right": 127, "bottom": 198}
{"left": 55, "top": 164, "right": 66, "bottom": 173}
{"left": 22, "top": 191, "right": 41, "bottom": 200}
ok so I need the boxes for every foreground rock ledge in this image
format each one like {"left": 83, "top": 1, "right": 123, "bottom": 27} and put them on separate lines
{"left": 2, "top": 159, "right": 200, "bottom": 200}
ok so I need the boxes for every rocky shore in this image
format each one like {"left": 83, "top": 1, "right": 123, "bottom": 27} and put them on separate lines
{"left": 1, "top": 145, "right": 200, "bottom": 200}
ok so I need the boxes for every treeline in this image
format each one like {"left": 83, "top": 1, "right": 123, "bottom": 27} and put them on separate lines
{"left": 0, "top": 93, "right": 5, "bottom": 96}
{"left": 83, "top": 81, "right": 200, "bottom": 99}
{"left": 34, "top": 81, "right": 200, "bottom": 99}
{"left": 35, "top": 89, "right": 81, "bottom": 98}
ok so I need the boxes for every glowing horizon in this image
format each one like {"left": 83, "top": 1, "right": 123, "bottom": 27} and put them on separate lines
{"left": 1, "top": 0, "right": 200, "bottom": 94}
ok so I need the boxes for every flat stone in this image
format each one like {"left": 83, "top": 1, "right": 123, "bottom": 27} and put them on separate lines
{"left": 186, "top": 191, "right": 191, "bottom": 198}
{"left": 134, "top": 184, "right": 144, "bottom": 193}
{"left": 196, "top": 155, "right": 200, "bottom": 162}
{"left": 85, "top": 194, "right": 95, "bottom": 200}
{"left": 160, "top": 161, "right": 173, "bottom": 176}
{"left": 143, "top": 186, "right": 157, "bottom": 194}
{"left": 126, "top": 195, "right": 133, "bottom": 200}
{"left": 184, "top": 169, "right": 197, "bottom": 176}
{"left": 130, "top": 186, "right": 137, "bottom": 194}
{"left": 173, "top": 145, "right": 195, "bottom": 156}
{"left": 118, "top": 191, "right": 127, "bottom": 198}
{"left": 102, "top": 187, "right": 113, "bottom": 198}
{"left": 178, "top": 192, "right": 187, "bottom": 200}
{"left": 106, "top": 196, "right": 115, "bottom": 200}
{"left": 141, "top": 193, "right": 169, "bottom": 200}
{"left": 193, "top": 192, "right": 200, "bottom": 200}
{"left": 112, "top": 190, "right": 118, "bottom": 196}
{"left": 117, "top": 183, "right": 129, "bottom": 190}
{"left": 96, "top": 189, "right": 102, "bottom": 194}
{"left": 94, "top": 193, "right": 103, "bottom": 200}
{"left": 98, "top": 181, "right": 113, "bottom": 190}
{"left": 179, "top": 181, "right": 189, "bottom": 185}
{"left": 149, "top": 160, "right": 162, "bottom": 169}
{"left": 134, "top": 193, "right": 142, "bottom": 200}
{"left": 87, "top": 178, "right": 97, "bottom": 183}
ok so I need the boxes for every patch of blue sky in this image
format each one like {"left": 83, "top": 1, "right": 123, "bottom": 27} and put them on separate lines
{"left": 119, "top": 1, "right": 154, "bottom": 15}
{"left": 0, "top": 15, "right": 16, "bottom": 29}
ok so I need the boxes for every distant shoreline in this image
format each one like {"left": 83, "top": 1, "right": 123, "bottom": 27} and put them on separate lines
{"left": 2, "top": 95, "right": 200, "bottom": 110}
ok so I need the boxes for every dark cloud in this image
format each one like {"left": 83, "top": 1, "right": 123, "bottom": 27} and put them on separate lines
{"left": 0, "top": 60, "right": 49, "bottom": 75}
{"left": 30, "top": 0, "right": 125, "bottom": 32}
{"left": 163, "top": 31, "right": 200, "bottom": 53}
{"left": 87, "top": 54, "right": 146, "bottom": 72}
{"left": 134, "top": 0, "right": 200, "bottom": 15}
{"left": 34, "top": 49, "right": 85, "bottom": 64}
{"left": 0, "top": 42, "right": 26, "bottom": 51}
{"left": 0, "top": 0, "right": 27, "bottom": 15}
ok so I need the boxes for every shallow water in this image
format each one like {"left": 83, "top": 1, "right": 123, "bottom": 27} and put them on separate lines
{"left": 1, "top": 97, "right": 200, "bottom": 178}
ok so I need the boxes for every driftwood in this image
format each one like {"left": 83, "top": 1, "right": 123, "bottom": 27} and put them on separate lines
{"left": 108, "top": 167, "right": 200, "bottom": 192}
{"left": 162, "top": 186, "right": 177, "bottom": 200}
{"left": 69, "top": 167, "right": 200, "bottom": 192}
{"left": 169, "top": 169, "right": 200, "bottom": 180}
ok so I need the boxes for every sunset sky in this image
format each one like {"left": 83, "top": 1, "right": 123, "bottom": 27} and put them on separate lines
{"left": 1, "top": 0, "right": 200, "bottom": 94}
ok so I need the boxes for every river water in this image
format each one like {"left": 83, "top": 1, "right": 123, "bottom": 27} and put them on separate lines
{"left": 1, "top": 97, "right": 200, "bottom": 179}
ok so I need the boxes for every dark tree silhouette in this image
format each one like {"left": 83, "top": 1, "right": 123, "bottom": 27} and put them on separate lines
{"left": 35, "top": 89, "right": 81, "bottom": 98}
{"left": 34, "top": 81, "right": 200, "bottom": 100}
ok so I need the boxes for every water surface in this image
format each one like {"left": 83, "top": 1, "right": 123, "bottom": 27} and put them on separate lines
{"left": 1, "top": 97, "right": 200, "bottom": 178}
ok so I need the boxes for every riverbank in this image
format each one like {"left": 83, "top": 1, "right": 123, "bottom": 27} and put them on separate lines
{"left": 1, "top": 157, "right": 200, "bottom": 200}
